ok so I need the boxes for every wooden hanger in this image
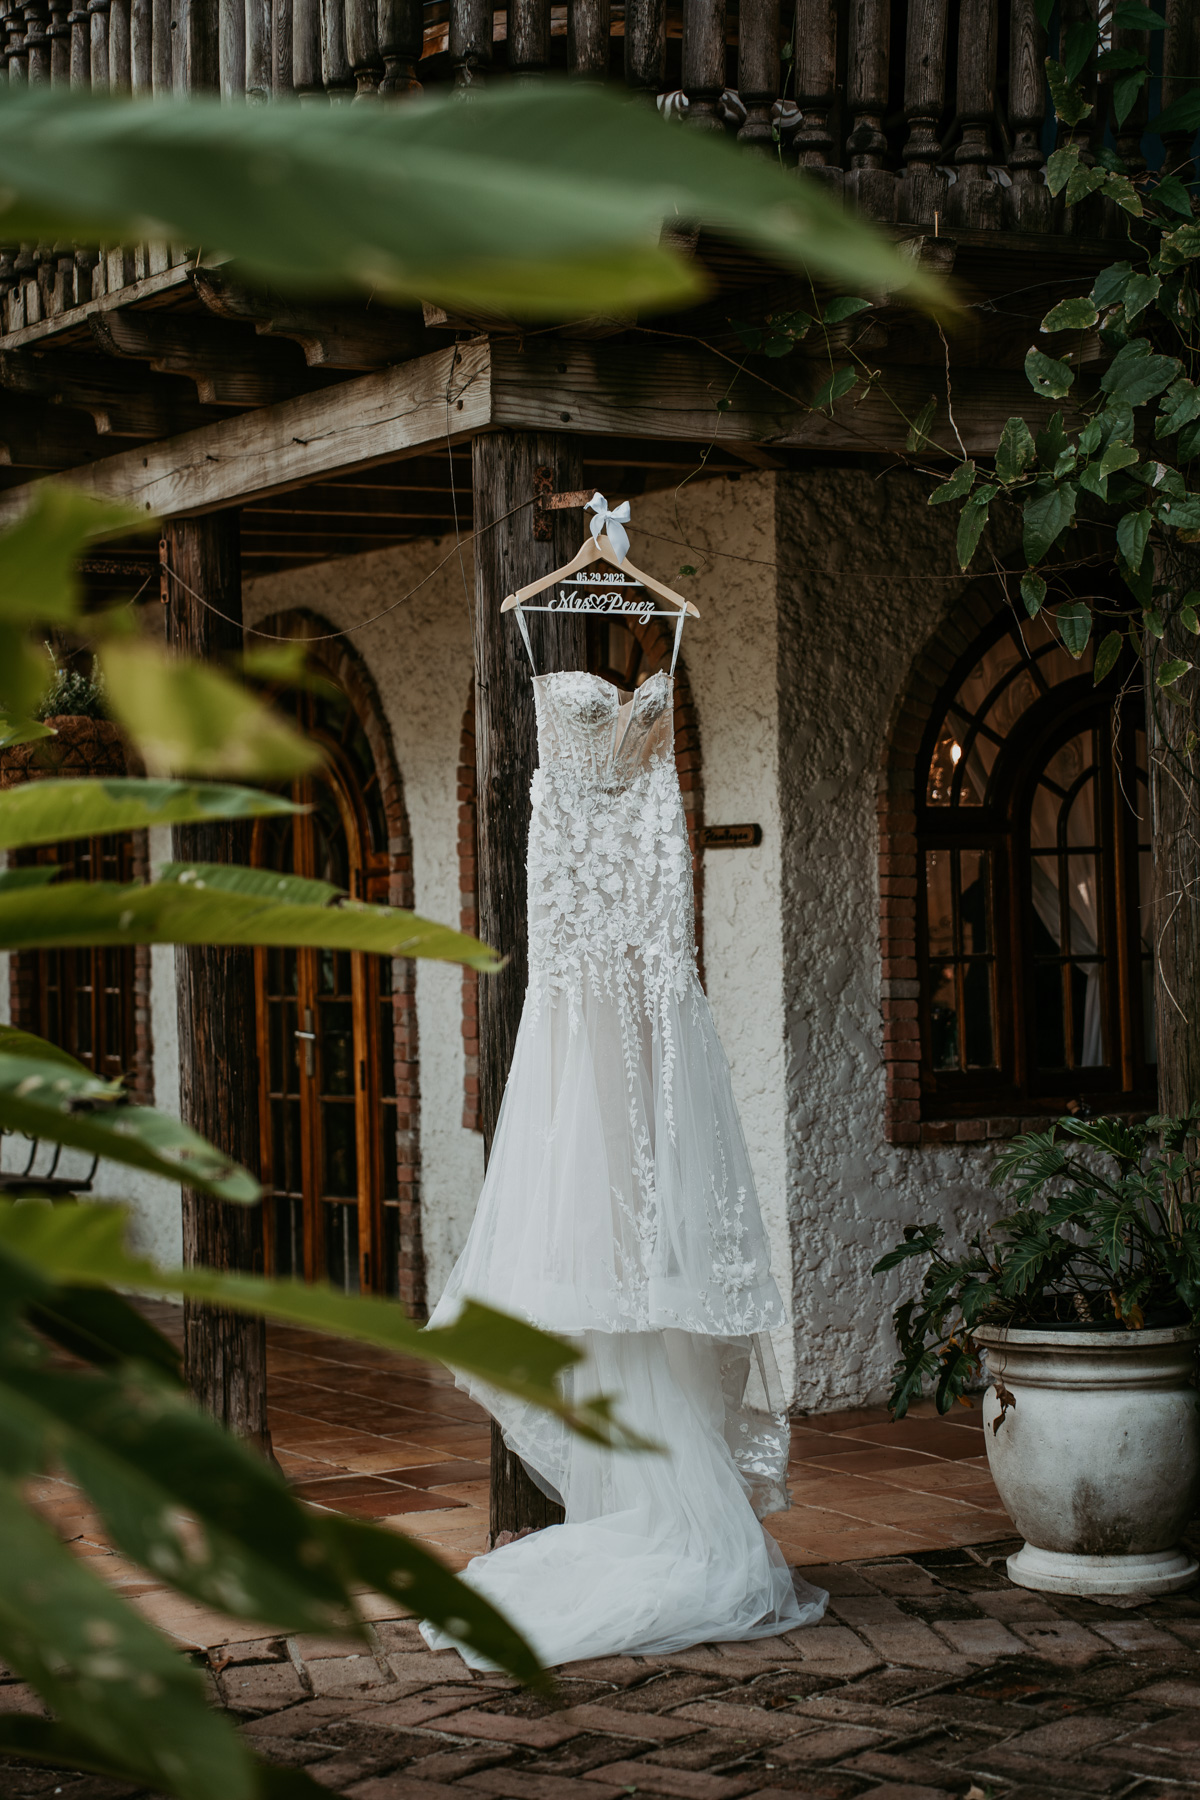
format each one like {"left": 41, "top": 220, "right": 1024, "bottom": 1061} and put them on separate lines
{"left": 501, "top": 532, "right": 700, "bottom": 618}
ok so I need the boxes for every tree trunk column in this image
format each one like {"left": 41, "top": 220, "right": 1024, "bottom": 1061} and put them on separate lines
{"left": 164, "top": 510, "right": 271, "bottom": 1456}
{"left": 472, "top": 430, "right": 585, "bottom": 1541}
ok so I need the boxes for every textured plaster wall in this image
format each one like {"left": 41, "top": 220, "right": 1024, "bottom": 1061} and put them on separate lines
{"left": 243, "top": 537, "right": 485, "bottom": 1306}
{"left": 776, "top": 467, "right": 1008, "bottom": 1412}
{"left": 633, "top": 476, "right": 794, "bottom": 1395}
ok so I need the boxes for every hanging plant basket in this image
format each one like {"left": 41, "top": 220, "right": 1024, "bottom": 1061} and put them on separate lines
{"left": 0, "top": 714, "right": 128, "bottom": 787}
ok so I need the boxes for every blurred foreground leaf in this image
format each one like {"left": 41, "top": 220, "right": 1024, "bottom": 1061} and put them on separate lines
{"left": 0, "top": 86, "right": 946, "bottom": 317}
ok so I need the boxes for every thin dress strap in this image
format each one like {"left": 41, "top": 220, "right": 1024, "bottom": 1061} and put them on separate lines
{"left": 669, "top": 604, "right": 687, "bottom": 676}
{"left": 513, "top": 605, "right": 538, "bottom": 673}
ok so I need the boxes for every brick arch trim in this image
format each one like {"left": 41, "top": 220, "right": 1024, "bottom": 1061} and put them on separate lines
{"left": 877, "top": 581, "right": 1008, "bottom": 1148}
{"left": 254, "top": 608, "right": 423, "bottom": 1310}
{"left": 457, "top": 623, "right": 705, "bottom": 1132}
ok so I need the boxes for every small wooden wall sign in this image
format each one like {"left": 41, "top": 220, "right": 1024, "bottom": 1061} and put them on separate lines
{"left": 700, "top": 824, "right": 763, "bottom": 850}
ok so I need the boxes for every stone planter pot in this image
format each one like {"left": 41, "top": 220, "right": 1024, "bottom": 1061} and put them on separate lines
{"left": 975, "top": 1323, "right": 1200, "bottom": 1600}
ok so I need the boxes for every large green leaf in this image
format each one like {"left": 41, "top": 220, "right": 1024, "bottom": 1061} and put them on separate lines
{"left": 0, "top": 1201, "right": 649, "bottom": 1451}
{"left": 1101, "top": 341, "right": 1182, "bottom": 407}
{"left": 0, "top": 873, "right": 501, "bottom": 969}
{"left": 0, "top": 1021, "right": 89, "bottom": 1071}
{"left": 0, "top": 1054, "right": 260, "bottom": 1201}
{"left": 1023, "top": 483, "right": 1078, "bottom": 562}
{"left": 99, "top": 641, "right": 321, "bottom": 782}
{"left": 0, "top": 1478, "right": 257, "bottom": 1800}
{"left": 0, "top": 488, "right": 146, "bottom": 717}
{"left": 0, "top": 87, "right": 944, "bottom": 318}
{"left": 0, "top": 777, "right": 300, "bottom": 853}
{"left": 29, "top": 1282, "right": 183, "bottom": 1379}
{"left": 0, "top": 1720, "right": 330, "bottom": 1800}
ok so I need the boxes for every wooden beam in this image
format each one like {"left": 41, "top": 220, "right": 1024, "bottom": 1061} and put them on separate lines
{"left": 193, "top": 268, "right": 429, "bottom": 370}
{"left": 0, "top": 347, "right": 220, "bottom": 440}
{"left": 90, "top": 308, "right": 340, "bottom": 409}
{"left": 490, "top": 338, "right": 1081, "bottom": 458}
{"left": 0, "top": 340, "right": 491, "bottom": 522}
{"left": 0, "top": 331, "right": 1051, "bottom": 530}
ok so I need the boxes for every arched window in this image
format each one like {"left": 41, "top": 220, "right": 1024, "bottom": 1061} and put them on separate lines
{"left": 251, "top": 620, "right": 420, "bottom": 1306}
{"left": 883, "top": 602, "right": 1154, "bottom": 1144}
{"left": 5, "top": 720, "right": 153, "bottom": 1107}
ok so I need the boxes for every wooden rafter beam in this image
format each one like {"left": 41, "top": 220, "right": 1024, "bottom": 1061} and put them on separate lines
{"left": 0, "top": 341, "right": 491, "bottom": 522}
{"left": 192, "top": 270, "right": 429, "bottom": 371}
{"left": 0, "top": 333, "right": 1051, "bottom": 526}
{"left": 90, "top": 309, "right": 342, "bottom": 409}
{"left": 0, "top": 347, "right": 221, "bottom": 441}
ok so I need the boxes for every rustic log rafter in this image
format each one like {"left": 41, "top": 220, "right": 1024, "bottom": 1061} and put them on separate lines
{"left": 0, "top": 344, "right": 221, "bottom": 439}
{"left": 88, "top": 306, "right": 345, "bottom": 409}
{"left": 192, "top": 268, "right": 429, "bottom": 370}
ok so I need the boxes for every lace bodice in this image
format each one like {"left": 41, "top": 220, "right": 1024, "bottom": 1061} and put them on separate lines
{"left": 528, "top": 670, "right": 695, "bottom": 1026}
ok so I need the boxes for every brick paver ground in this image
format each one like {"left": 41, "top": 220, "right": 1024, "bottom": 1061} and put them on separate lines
{"left": 6, "top": 1534, "right": 1200, "bottom": 1800}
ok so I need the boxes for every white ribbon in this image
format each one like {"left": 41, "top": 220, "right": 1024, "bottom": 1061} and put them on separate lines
{"left": 587, "top": 491, "right": 632, "bottom": 565}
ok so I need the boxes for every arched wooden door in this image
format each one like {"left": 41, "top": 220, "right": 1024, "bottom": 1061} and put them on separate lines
{"left": 252, "top": 683, "right": 400, "bottom": 1294}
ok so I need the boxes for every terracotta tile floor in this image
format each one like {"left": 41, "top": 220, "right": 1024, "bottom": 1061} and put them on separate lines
{"left": 33, "top": 1302, "right": 1014, "bottom": 1650}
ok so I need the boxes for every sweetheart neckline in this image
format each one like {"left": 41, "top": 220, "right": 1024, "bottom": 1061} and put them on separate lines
{"left": 535, "top": 669, "right": 672, "bottom": 710}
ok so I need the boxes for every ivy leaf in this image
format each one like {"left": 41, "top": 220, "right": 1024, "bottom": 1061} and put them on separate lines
{"left": 1035, "top": 412, "right": 1070, "bottom": 468}
{"left": 1110, "top": 4, "right": 1167, "bottom": 29}
{"left": 957, "top": 485, "right": 998, "bottom": 571}
{"left": 1078, "top": 417, "right": 1103, "bottom": 455}
{"left": 1021, "top": 573, "right": 1047, "bottom": 618}
{"left": 1157, "top": 658, "right": 1193, "bottom": 687}
{"left": 1078, "top": 461, "right": 1109, "bottom": 500}
{"left": 1040, "top": 297, "right": 1099, "bottom": 333}
{"left": 1156, "top": 378, "right": 1200, "bottom": 439}
{"left": 1180, "top": 597, "right": 1200, "bottom": 634}
{"left": 1150, "top": 173, "right": 1195, "bottom": 219}
{"left": 1062, "top": 19, "right": 1100, "bottom": 83}
{"left": 1023, "top": 484, "right": 1078, "bottom": 563}
{"left": 811, "top": 365, "right": 856, "bottom": 411}
{"left": 1057, "top": 599, "right": 1094, "bottom": 658}
{"left": 1100, "top": 442, "right": 1140, "bottom": 478}
{"left": 1046, "top": 145, "right": 1082, "bottom": 197}
{"left": 1094, "top": 630, "right": 1124, "bottom": 683}
{"left": 1045, "top": 59, "right": 1095, "bottom": 128}
{"left": 1113, "top": 73, "right": 1148, "bottom": 130}
{"left": 1065, "top": 163, "right": 1108, "bottom": 206}
{"left": 1101, "top": 341, "right": 1182, "bottom": 406}
{"left": 1103, "top": 171, "right": 1144, "bottom": 215}
{"left": 906, "top": 396, "right": 938, "bottom": 453}
{"left": 1180, "top": 419, "right": 1200, "bottom": 461}
{"left": 929, "top": 461, "right": 976, "bottom": 505}
{"left": 822, "top": 296, "right": 872, "bottom": 324}
{"left": 1025, "top": 347, "right": 1076, "bottom": 400}
{"left": 1117, "top": 508, "right": 1153, "bottom": 571}
{"left": 995, "top": 417, "right": 1038, "bottom": 484}
{"left": 1157, "top": 222, "right": 1200, "bottom": 269}
{"left": 1122, "top": 271, "right": 1161, "bottom": 322}
{"left": 1144, "top": 607, "right": 1165, "bottom": 639}
{"left": 1149, "top": 93, "right": 1200, "bottom": 139}
{"left": 1092, "top": 262, "right": 1134, "bottom": 309}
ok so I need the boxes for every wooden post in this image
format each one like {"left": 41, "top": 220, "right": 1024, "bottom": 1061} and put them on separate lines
{"left": 946, "top": 0, "right": 1000, "bottom": 229}
{"left": 164, "top": 512, "right": 272, "bottom": 1457}
{"left": 378, "top": 0, "right": 422, "bottom": 94}
{"left": 567, "top": 0, "right": 609, "bottom": 79}
{"left": 845, "top": 0, "right": 895, "bottom": 220}
{"left": 472, "top": 430, "right": 585, "bottom": 1542}
{"left": 794, "top": 0, "right": 840, "bottom": 183}
{"left": 681, "top": 0, "right": 726, "bottom": 131}
{"left": 736, "top": 0, "right": 779, "bottom": 149}
{"left": 1005, "top": 0, "right": 1051, "bottom": 231}
{"left": 623, "top": 0, "right": 664, "bottom": 93}
{"left": 898, "top": 0, "right": 948, "bottom": 225}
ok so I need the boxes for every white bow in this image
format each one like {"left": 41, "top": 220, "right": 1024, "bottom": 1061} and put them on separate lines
{"left": 587, "top": 491, "right": 632, "bottom": 565}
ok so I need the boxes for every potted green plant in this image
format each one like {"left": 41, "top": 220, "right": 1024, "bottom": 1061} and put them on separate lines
{"left": 874, "top": 1114, "right": 1200, "bottom": 1600}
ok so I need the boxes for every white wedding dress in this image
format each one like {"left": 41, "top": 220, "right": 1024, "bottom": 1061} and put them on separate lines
{"left": 421, "top": 666, "right": 827, "bottom": 1668}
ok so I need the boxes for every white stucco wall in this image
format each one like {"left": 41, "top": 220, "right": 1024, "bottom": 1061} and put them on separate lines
{"left": 632, "top": 476, "right": 794, "bottom": 1396}
{"left": 242, "top": 536, "right": 485, "bottom": 1307}
{"left": 775, "top": 467, "right": 1009, "bottom": 1412}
